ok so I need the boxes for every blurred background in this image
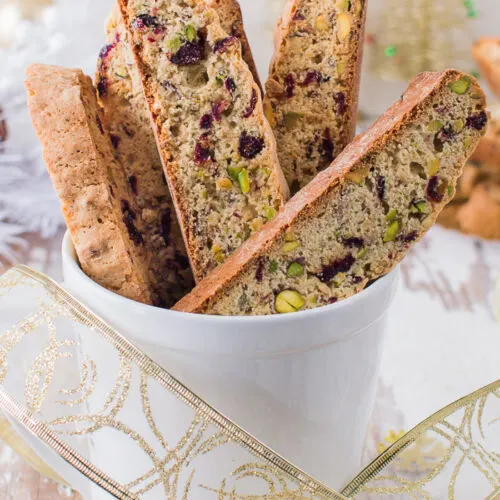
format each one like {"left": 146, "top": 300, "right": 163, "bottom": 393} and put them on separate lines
{"left": 0, "top": 0, "right": 500, "bottom": 498}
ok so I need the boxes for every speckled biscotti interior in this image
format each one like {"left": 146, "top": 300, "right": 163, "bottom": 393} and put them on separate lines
{"left": 174, "top": 70, "right": 488, "bottom": 316}
{"left": 97, "top": 8, "right": 195, "bottom": 307}
{"left": 264, "top": 0, "right": 367, "bottom": 193}
{"left": 26, "top": 64, "right": 154, "bottom": 305}
{"left": 117, "top": 0, "right": 289, "bottom": 283}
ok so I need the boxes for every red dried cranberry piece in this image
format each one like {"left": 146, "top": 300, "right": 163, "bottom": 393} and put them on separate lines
{"left": 284, "top": 73, "right": 296, "bottom": 98}
{"left": 213, "top": 36, "right": 238, "bottom": 53}
{"left": 160, "top": 208, "right": 171, "bottom": 246}
{"left": 96, "top": 76, "right": 108, "bottom": 96}
{"left": 343, "top": 237, "right": 364, "bottom": 248}
{"left": 426, "top": 176, "right": 444, "bottom": 202}
{"left": 121, "top": 200, "right": 143, "bottom": 245}
{"left": 239, "top": 132, "right": 265, "bottom": 159}
{"left": 225, "top": 77, "right": 236, "bottom": 93}
{"left": 255, "top": 258, "right": 264, "bottom": 282}
{"left": 399, "top": 231, "right": 418, "bottom": 243}
{"left": 132, "top": 14, "right": 159, "bottom": 31}
{"left": 434, "top": 125, "right": 454, "bottom": 152}
{"left": 212, "top": 100, "right": 230, "bottom": 121}
{"left": 170, "top": 39, "right": 205, "bottom": 65}
{"left": 301, "top": 71, "right": 321, "bottom": 86}
{"left": 376, "top": 175, "right": 386, "bottom": 201}
{"left": 123, "top": 125, "right": 134, "bottom": 138}
{"left": 128, "top": 175, "right": 138, "bottom": 195}
{"left": 199, "top": 114, "right": 213, "bottom": 129}
{"left": 319, "top": 128, "right": 334, "bottom": 164}
{"left": 352, "top": 276, "right": 363, "bottom": 284}
{"left": 99, "top": 43, "right": 116, "bottom": 60}
{"left": 293, "top": 10, "right": 305, "bottom": 20}
{"left": 110, "top": 134, "right": 120, "bottom": 149}
{"left": 317, "top": 254, "right": 355, "bottom": 283}
{"left": 334, "top": 92, "right": 347, "bottom": 115}
{"left": 194, "top": 134, "right": 213, "bottom": 164}
{"left": 243, "top": 88, "right": 258, "bottom": 118}
{"left": 466, "top": 111, "right": 487, "bottom": 131}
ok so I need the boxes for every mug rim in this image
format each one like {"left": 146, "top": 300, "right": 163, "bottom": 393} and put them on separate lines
{"left": 62, "top": 231, "right": 399, "bottom": 324}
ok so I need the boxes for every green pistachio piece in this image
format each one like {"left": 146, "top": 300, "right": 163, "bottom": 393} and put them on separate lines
{"left": 275, "top": 290, "right": 305, "bottom": 313}
{"left": 283, "top": 112, "right": 304, "bottom": 130}
{"left": 184, "top": 24, "right": 196, "bottom": 42}
{"left": 269, "top": 260, "right": 279, "bottom": 273}
{"left": 215, "top": 72, "right": 226, "bottom": 85}
{"left": 447, "top": 185, "right": 454, "bottom": 196}
{"left": 281, "top": 241, "right": 300, "bottom": 253}
{"left": 168, "top": 36, "right": 182, "bottom": 52}
{"left": 452, "top": 119, "right": 465, "bottom": 133}
{"left": 285, "top": 231, "right": 296, "bottom": 242}
{"left": 356, "top": 248, "right": 368, "bottom": 259}
{"left": 428, "top": 120, "right": 443, "bottom": 133}
{"left": 427, "top": 158, "right": 440, "bottom": 176}
{"left": 287, "top": 262, "right": 304, "bottom": 277}
{"left": 410, "top": 199, "right": 428, "bottom": 214}
{"left": 238, "top": 168, "right": 250, "bottom": 194}
{"left": 449, "top": 77, "right": 470, "bottom": 95}
{"left": 386, "top": 208, "right": 398, "bottom": 223}
{"left": 384, "top": 220, "right": 401, "bottom": 242}
{"left": 265, "top": 207, "right": 277, "bottom": 220}
{"left": 228, "top": 165, "right": 243, "bottom": 182}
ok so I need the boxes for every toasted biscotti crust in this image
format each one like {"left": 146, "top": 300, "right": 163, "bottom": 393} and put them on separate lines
{"left": 117, "top": 0, "right": 289, "bottom": 282}
{"left": 174, "top": 70, "right": 488, "bottom": 315}
{"left": 205, "top": 0, "right": 262, "bottom": 91}
{"left": 264, "top": 0, "right": 367, "bottom": 192}
{"left": 473, "top": 37, "right": 500, "bottom": 98}
{"left": 26, "top": 64, "right": 153, "bottom": 304}
{"left": 97, "top": 8, "right": 194, "bottom": 307}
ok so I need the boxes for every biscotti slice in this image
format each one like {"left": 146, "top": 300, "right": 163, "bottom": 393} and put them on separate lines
{"left": 457, "top": 183, "right": 500, "bottom": 240}
{"left": 473, "top": 37, "right": 500, "bottom": 98}
{"left": 97, "top": 9, "right": 194, "bottom": 307}
{"left": 117, "top": 0, "right": 289, "bottom": 282}
{"left": 26, "top": 64, "right": 153, "bottom": 304}
{"left": 263, "top": 0, "right": 367, "bottom": 193}
{"left": 206, "top": 0, "right": 262, "bottom": 91}
{"left": 174, "top": 70, "right": 487, "bottom": 315}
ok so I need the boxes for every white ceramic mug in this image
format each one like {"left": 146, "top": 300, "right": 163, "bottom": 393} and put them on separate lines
{"left": 62, "top": 232, "right": 399, "bottom": 490}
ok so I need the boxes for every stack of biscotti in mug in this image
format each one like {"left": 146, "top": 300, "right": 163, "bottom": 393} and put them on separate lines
{"left": 26, "top": 0, "right": 488, "bottom": 316}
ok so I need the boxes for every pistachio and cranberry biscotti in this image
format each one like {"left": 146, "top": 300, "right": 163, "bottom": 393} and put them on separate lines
{"left": 117, "top": 0, "right": 289, "bottom": 282}
{"left": 26, "top": 64, "right": 153, "bottom": 304}
{"left": 174, "top": 70, "right": 487, "bottom": 315}
{"left": 97, "top": 9, "right": 195, "bottom": 306}
{"left": 473, "top": 37, "right": 500, "bottom": 98}
{"left": 264, "top": 0, "right": 367, "bottom": 193}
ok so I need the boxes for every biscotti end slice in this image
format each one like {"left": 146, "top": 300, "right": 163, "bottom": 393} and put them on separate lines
{"left": 96, "top": 9, "right": 195, "bottom": 307}
{"left": 264, "top": 0, "right": 368, "bottom": 193}
{"left": 473, "top": 37, "right": 500, "bottom": 98}
{"left": 26, "top": 64, "right": 153, "bottom": 305}
{"left": 117, "top": 0, "right": 289, "bottom": 283}
{"left": 174, "top": 70, "right": 488, "bottom": 315}
{"left": 206, "top": 0, "right": 262, "bottom": 92}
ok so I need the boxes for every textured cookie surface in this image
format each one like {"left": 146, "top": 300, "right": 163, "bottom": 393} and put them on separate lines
{"left": 456, "top": 183, "right": 500, "bottom": 240}
{"left": 474, "top": 37, "right": 500, "bottom": 98}
{"left": 174, "top": 70, "right": 487, "bottom": 315}
{"left": 26, "top": 64, "right": 153, "bottom": 304}
{"left": 117, "top": 0, "right": 289, "bottom": 282}
{"left": 97, "top": 10, "right": 194, "bottom": 307}
{"left": 264, "top": 0, "right": 367, "bottom": 193}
